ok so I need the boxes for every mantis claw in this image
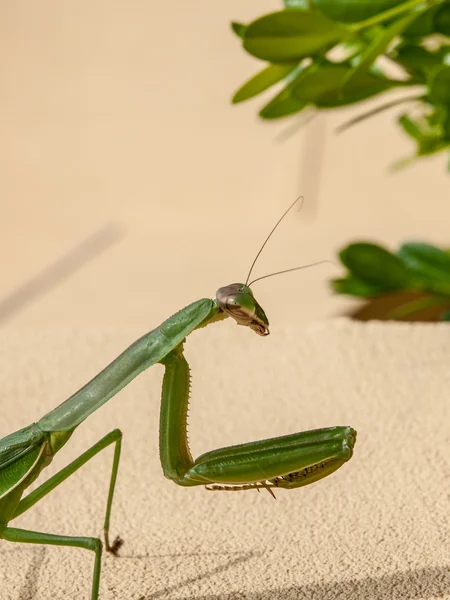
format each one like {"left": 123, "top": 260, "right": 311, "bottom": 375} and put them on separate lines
{"left": 106, "top": 536, "right": 124, "bottom": 556}
{"left": 262, "top": 483, "right": 277, "bottom": 499}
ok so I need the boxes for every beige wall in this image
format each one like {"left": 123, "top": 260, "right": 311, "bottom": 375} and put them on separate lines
{"left": 1, "top": 1, "right": 448, "bottom": 328}
{"left": 1, "top": 8, "right": 449, "bottom": 597}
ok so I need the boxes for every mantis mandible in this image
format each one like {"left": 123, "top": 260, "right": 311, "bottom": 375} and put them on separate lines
{"left": 0, "top": 199, "right": 356, "bottom": 599}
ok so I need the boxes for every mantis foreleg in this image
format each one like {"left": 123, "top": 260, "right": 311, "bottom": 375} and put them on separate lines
{"left": 159, "top": 343, "right": 355, "bottom": 492}
{"left": 159, "top": 346, "right": 195, "bottom": 484}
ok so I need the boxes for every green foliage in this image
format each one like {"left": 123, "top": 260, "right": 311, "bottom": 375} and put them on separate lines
{"left": 242, "top": 11, "right": 349, "bottom": 62}
{"left": 232, "top": 63, "right": 298, "bottom": 103}
{"left": 333, "top": 240, "right": 450, "bottom": 320}
{"left": 338, "top": 243, "right": 416, "bottom": 289}
{"left": 397, "top": 242, "right": 450, "bottom": 294}
{"left": 231, "top": 22, "right": 246, "bottom": 38}
{"left": 311, "top": 0, "right": 408, "bottom": 23}
{"left": 231, "top": 0, "right": 450, "bottom": 169}
{"left": 258, "top": 67, "right": 307, "bottom": 118}
{"left": 291, "top": 63, "right": 395, "bottom": 107}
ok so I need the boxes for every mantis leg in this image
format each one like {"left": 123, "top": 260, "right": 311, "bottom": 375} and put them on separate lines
{"left": 159, "top": 345, "right": 356, "bottom": 491}
{"left": 12, "top": 429, "right": 123, "bottom": 553}
{"left": 1, "top": 527, "right": 102, "bottom": 600}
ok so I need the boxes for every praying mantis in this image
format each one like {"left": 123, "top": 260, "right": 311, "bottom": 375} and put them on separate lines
{"left": 0, "top": 199, "right": 356, "bottom": 599}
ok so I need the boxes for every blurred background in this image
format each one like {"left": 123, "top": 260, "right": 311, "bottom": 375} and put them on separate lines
{"left": 1, "top": 0, "right": 448, "bottom": 330}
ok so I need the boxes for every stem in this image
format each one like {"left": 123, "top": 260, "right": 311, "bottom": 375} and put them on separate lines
{"left": 336, "top": 95, "right": 425, "bottom": 133}
{"left": 348, "top": 0, "right": 443, "bottom": 33}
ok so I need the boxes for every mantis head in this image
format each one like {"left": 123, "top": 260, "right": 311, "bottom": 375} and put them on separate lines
{"left": 216, "top": 283, "right": 269, "bottom": 336}
{"left": 215, "top": 198, "right": 330, "bottom": 337}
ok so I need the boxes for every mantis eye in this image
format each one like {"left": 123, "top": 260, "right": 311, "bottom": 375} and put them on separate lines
{"left": 216, "top": 283, "right": 270, "bottom": 336}
{"left": 226, "top": 294, "right": 256, "bottom": 321}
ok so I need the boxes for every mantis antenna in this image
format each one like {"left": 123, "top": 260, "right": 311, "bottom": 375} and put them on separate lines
{"left": 248, "top": 260, "right": 334, "bottom": 287}
{"left": 244, "top": 196, "right": 332, "bottom": 286}
{"left": 244, "top": 196, "right": 304, "bottom": 286}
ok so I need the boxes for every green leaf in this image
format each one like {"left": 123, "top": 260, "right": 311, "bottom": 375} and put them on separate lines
{"left": 435, "top": 3, "right": 450, "bottom": 35}
{"left": 428, "top": 65, "right": 450, "bottom": 105}
{"left": 283, "top": 0, "right": 310, "bottom": 8}
{"left": 398, "top": 109, "right": 450, "bottom": 158}
{"left": 403, "top": 4, "right": 441, "bottom": 36}
{"left": 231, "top": 22, "right": 246, "bottom": 38}
{"left": 391, "top": 141, "right": 450, "bottom": 170}
{"left": 342, "top": 7, "right": 428, "bottom": 90}
{"left": 292, "top": 63, "right": 396, "bottom": 107}
{"left": 397, "top": 242, "right": 450, "bottom": 294}
{"left": 334, "top": 240, "right": 450, "bottom": 305}
{"left": 398, "top": 114, "right": 426, "bottom": 140}
{"left": 417, "top": 137, "right": 449, "bottom": 157}
{"left": 427, "top": 105, "right": 448, "bottom": 127}
{"left": 259, "top": 88, "right": 307, "bottom": 119}
{"left": 443, "top": 109, "right": 450, "bottom": 140}
{"left": 398, "top": 242, "right": 450, "bottom": 276}
{"left": 243, "top": 10, "right": 350, "bottom": 62}
{"left": 259, "top": 67, "right": 308, "bottom": 118}
{"left": 440, "top": 309, "right": 450, "bottom": 321}
{"left": 232, "top": 63, "right": 298, "bottom": 104}
{"left": 394, "top": 44, "right": 448, "bottom": 78}
{"left": 312, "top": 0, "right": 409, "bottom": 24}
{"left": 426, "top": 104, "right": 450, "bottom": 141}
{"left": 340, "top": 39, "right": 368, "bottom": 60}
{"left": 339, "top": 242, "right": 415, "bottom": 289}
{"left": 331, "top": 275, "right": 387, "bottom": 297}
{"left": 435, "top": 45, "right": 450, "bottom": 66}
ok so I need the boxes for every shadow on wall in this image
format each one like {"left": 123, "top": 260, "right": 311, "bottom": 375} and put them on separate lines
{"left": 348, "top": 290, "right": 450, "bottom": 322}
{"left": 145, "top": 563, "right": 449, "bottom": 600}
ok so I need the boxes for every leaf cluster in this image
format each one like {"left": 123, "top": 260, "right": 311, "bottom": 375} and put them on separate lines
{"left": 232, "top": 0, "right": 450, "bottom": 169}
{"left": 333, "top": 240, "right": 450, "bottom": 319}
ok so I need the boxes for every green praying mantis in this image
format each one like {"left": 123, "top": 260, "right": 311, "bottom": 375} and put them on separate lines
{"left": 0, "top": 199, "right": 356, "bottom": 599}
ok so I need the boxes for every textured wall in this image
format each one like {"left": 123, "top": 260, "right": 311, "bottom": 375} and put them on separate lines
{"left": 0, "top": 322, "right": 448, "bottom": 598}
